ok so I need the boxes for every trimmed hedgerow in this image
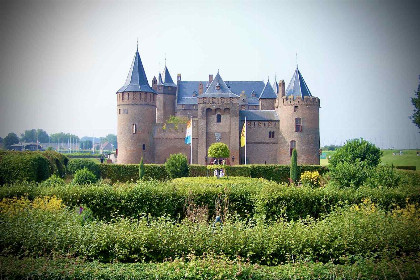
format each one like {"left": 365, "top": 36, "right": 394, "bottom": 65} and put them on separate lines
{"left": 0, "top": 151, "right": 51, "bottom": 184}
{"left": 1, "top": 201, "right": 418, "bottom": 264}
{"left": 99, "top": 164, "right": 169, "bottom": 183}
{"left": 67, "top": 159, "right": 100, "bottom": 178}
{"left": 0, "top": 256, "right": 419, "bottom": 280}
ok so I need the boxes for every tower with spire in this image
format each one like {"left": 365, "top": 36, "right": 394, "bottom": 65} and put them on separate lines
{"left": 116, "top": 46, "right": 157, "bottom": 164}
{"left": 115, "top": 44, "right": 320, "bottom": 165}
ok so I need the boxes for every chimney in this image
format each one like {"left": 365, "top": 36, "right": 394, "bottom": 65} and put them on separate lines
{"left": 152, "top": 76, "right": 157, "bottom": 91}
{"left": 177, "top": 74, "right": 181, "bottom": 82}
{"left": 279, "top": 80, "right": 285, "bottom": 97}
{"left": 209, "top": 74, "right": 213, "bottom": 84}
{"left": 199, "top": 82, "right": 203, "bottom": 95}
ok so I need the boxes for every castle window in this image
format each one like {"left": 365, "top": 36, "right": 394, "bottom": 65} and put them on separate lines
{"left": 127, "top": 93, "right": 130, "bottom": 100}
{"left": 269, "top": 131, "right": 275, "bottom": 138}
{"left": 122, "top": 93, "right": 125, "bottom": 101}
{"left": 216, "top": 114, "right": 221, "bottom": 123}
{"left": 132, "top": 124, "right": 137, "bottom": 134}
{"left": 119, "top": 109, "right": 121, "bottom": 114}
{"left": 295, "top": 118, "right": 302, "bottom": 132}
{"left": 290, "top": 140, "right": 296, "bottom": 157}
{"left": 269, "top": 131, "right": 272, "bottom": 138}
{"left": 142, "top": 144, "right": 146, "bottom": 151}
{"left": 294, "top": 105, "right": 298, "bottom": 112}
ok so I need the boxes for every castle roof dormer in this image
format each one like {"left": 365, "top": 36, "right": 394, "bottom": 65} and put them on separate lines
{"left": 285, "top": 67, "right": 312, "bottom": 99}
{"left": 202, "top": 71, "right": 240, "bottom": 98}
{"left": 259, "top": 78, "right": 277, "bottom": 99}
{"left": 117, "top": 47, "right": 155, "bottom": 93}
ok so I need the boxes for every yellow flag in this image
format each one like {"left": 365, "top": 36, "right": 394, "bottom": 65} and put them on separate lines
{"left": 240, "top": 122, "right": 246, "bottom": 147}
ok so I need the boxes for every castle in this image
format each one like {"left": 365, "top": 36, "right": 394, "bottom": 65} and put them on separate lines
{"left": 116, "top": 46, "right": 320, "bottom": 165}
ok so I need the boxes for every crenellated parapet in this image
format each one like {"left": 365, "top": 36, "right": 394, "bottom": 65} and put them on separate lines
{"left": 117, "top": 91, "right": 157, "bottom": 106}
{"left": 198, "top": 96, "right": 240, "bottom": 105}
{"left": 281, "top": 96, "right": 320, "bottom": 107}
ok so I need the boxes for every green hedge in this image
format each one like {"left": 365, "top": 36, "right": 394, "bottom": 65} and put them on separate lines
{"left": 1, "top": 176, "right": 418, "bottom": 221}
{"left": 67, "top": 159, "right": 100, "bottom": 178}
{"left": 395, "top": 165, "right": 416, "bottom": 170}
{"left": 1, "top": 256, "right": 418, "bottom": 280}
{"left": 0, "top": 151, "right": 68, "bottom": 184}
{"left": 103, "top": 163, "right": 327, "bottom": 183}
{"left": 1, "top": 204, "right": 418, "bottom": 264}
{"left": 99, "top": 164, "right": 169, "bottom": 182}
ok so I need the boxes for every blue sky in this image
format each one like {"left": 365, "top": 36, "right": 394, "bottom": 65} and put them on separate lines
{"left": 0, "top": 0, "right": 419, "bottom": 148}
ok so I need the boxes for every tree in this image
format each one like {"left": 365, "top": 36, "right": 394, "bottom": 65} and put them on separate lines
{"left": 139, "top": 157, "right": 145, "bottom": 180}
{"left": 207, "top": 143, "right": 230, "bottom": 159}
{"left": 411, "top": 87, "right": 420, "bottom": 129}
{"left": 105, "top": 134, "right": 117, "bottom": 148}
{"left": 290, "top": 149, "right": 298, "bottom": 183}
{"left": 80, "top": 140, "right": 92, "bottom": 150}
{"left": 165, "top": 153, "right": 189, "bottom": 179}
{"left": 329, "top": 138, "right": 382, "bottom": 168}
{"left": 4, "top": 133, "right": 19, "bottom": 149}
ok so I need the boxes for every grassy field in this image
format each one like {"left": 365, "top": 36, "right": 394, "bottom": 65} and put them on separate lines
{"left": 321, "top": 149, "right": 420, "bottom": 169}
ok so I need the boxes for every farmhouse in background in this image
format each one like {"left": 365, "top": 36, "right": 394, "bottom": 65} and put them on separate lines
{"left": 116, "top": 46, "right": 320, "bottom": 165}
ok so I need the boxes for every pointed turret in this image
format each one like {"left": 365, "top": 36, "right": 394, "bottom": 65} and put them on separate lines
{"left": 118, "top": 49, "right": 155, "bottom": 93}
{"left": 272, "top": 76, "right": 279, "bottom": 94}
{"left": 203, "top": 71, "right": 239, "bottom": 97}
{"left": 163, "top": 66, "right": 176, "bottom": 87}
{"left": 285, "top": 67, "right": 312, "bottom": 99}
{"left": 158, "top": 73, "right": 163, "bottom": 85}
{"left": 259, "top": 78, "right": 277, "bottom": 99}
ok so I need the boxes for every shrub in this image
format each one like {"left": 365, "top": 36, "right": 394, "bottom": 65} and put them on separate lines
{"left": 290, "top": 149, "right": 298, "bottom": 183}
{"left": 41, "top": 174, "right": 65, "bottom": 187}
{"left": 329, "top": 160, "right": 372, "bottom": 188}
{"left": 208, "top": 142, "right": 230, "bottom": 159}
{"left": 329, "top": 138, "right": 382, "bottom": 168}
{"left": 67, "top": 159, "right": 100, "bottom": 178}
{"left": 300, "top": 171, "right": 320, "bottom": 188}
{"left": 99, "top": 164, "right": 169, "bottom": 183}
{"left": 367, "top": 165, "right": 400, "bottom": 188}
{"left": 139, "top": 157, "right": 145, "bottom": 180}
{"left": 72, "top": 168, "right": 98, "bottom": 185}
{"left": 165, "top": 153, "right": 189, "bottom": 179}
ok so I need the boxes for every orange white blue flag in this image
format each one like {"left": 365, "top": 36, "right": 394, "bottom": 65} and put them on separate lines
{"left": 185, "top": 119, "right": 192, "bottom": 144}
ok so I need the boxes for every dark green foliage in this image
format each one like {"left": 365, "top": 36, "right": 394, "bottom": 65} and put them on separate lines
{"left": 72, "top": 168, "right": 98, "bottom": 185}
{"left": 139, "top": 157, "right": 145, "bottom": 180}
{"left": 49, "top": 132, "right": 79, "bottom": 143}
{"left": 329, "top": 138, "right": 382, "bottom": 168}
{"left": 20, "top": 129, "right": 49, "bottom": 143}
{"left": 395, "top": 165, "right": 416, "bottom": 170}
{"left": 411, "top": 88, "right": 420, "bottom": 129}
{"left": 3, "top": 133, "right": 19, "bottom": 149}
{"left": 0, "top": 151, "right": 51, "bottom": 184}
{"left": 79, "top": 140, "right": 93, "bottom": 150}
{"left": 208, "top": 142, "right": 230, "bottom": 158}
{"left": 165, "top": 153, "right": 189, "bottom": 179}
{"left": 42, "top": 151, "right": 68, "bottom": 177}
{"left": 67, "top": 159, "right": 100, "bottom": 178}
{"left": 66, "top": 153, "right": 100, "bottom": 158}
{"left": 41, "top": 174, "right": 65, "bottom": 187}
{"left": 99, "top": 164, "right": 169, "bottom": 183}
{"left": 1, "top": 256, "right": 418, "bottom": 280}
{"left": 366, "top": 165, "right": 400, "bottom": 188}
{"left": 290, "top": 149, "right": 298, "bottom": 183}
{"left": 329, "top": 139, "right": 382, "bottom": 188}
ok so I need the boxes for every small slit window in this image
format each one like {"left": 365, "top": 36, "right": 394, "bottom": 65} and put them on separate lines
{"left": 132, "top": 124, "right": 137, "bottom": 134}
{"left": 294, "top": 105, "right": 298, "bottom": 112}
{"left": 290, "top": 140, "right": 296, "bottom": 157}
{"left": 216, "top": 114, "right": 221, "bottom": 123}
{"left": 142, "top": 144, "right": 146, "bottom": 151}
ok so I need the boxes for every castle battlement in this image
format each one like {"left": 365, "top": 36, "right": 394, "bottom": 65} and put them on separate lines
{"left": 281, "top": 96, "right": 320, "bottom": 106}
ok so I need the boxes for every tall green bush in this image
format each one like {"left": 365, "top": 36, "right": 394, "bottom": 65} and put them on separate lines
{"left": 67, "top": 159, "right": 100, "bottom": 178}
{"left": 290, "top": 149, "right": 298, "bottom": 183}
{"left": 139, "top": 157, "right": 145, "bottom": 180}
{"left": 72, "top": 168, "right": 98, "bottom": 185}
{"left": 165, "top": 153, "right": 189, "bottom": 179}
{"left": 208, "top": 142, "right": 230, "bottom": 159}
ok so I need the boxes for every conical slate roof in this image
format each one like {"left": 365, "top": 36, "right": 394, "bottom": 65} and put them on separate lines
{"left": 272, "top": 77, "right": 278, "bottom": 94}
{"left": 158, "top": 73, "right": 163, "bottom": 85}
{"left": 163, "top": 66, "right": 176, "bottom": 87}
{"left": 259, "top": 79, "right": 277, "bottom": 99}
{"left": 285, "top": 67, "right": 312, "bottom": 98}
{"left": 117, "top": 49, "right": 155, "bottom": 93}
{"left": 202, "top": 71, "right": 239, "bottom": 98}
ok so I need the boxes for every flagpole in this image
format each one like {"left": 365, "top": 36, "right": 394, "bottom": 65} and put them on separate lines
{"left": 244, "top": 116, "right": 246, "bottom": 165}
{"left": 190, "top": 116, "right": 193, "bottom": 165}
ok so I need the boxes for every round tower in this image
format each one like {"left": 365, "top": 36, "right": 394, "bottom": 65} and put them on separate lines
{"left": 116, "top": 47, "right": 156, "bottom": 164}
{"left": 156, "top": 66, "right": 177, "bottom": 123}
{"left": 276, "top": 67, "right": 320, "bottom": 165}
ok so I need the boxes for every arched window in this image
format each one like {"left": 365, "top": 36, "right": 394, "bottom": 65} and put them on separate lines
{"left": 269, "top": 131, "right": 272, "bottom": 138}
{"left": 290, "top": 140, "right": 296, "bottom": 157}
{"left": 132, "top": 124, "right": 136, "bottom": 134}
{"left": 216, "top": 114, "right": 221, "bottom": 123}
{"left": 142, "top": 144, "right": 146, "bottom": 151}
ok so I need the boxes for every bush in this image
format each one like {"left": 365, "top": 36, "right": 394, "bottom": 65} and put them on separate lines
{"left": 300, "top": 171, "right": 320, "bottom": 188}
{"left": 329, "top": 138, "right": 382, "bottom": 168}
{"left": 208, "top": 142, "right": 230, "bottom": 159}
{"left": 165, "top": 153, "right": 189, "bottom": 179}
{"left": 67, "top": 159, "right": 100, "bottom": 178}
{"left": 0, "top": 151, "right": 51, "bottom": 184}
{"left": 290, "top": 149, "right": 298, "bottom": 183}
{"left": 139, "top": 157, "right": 145, "bottom": 180}
{"left": 99, "top": 164, "right": 169, "bottom": 183}
{"left": 41, "top": 174, "right": 65, "bottom": 187}
{"left": 366, "top": 165, "right": 400, "bottom": 188}
{"left": 395, "top": 166, "right": 416, "bottom": 170}
{"left": 329, "top": 160, "right": 372, "bottom": 188}
{"left": 72, "top": 168, "right": 98, "bottom": 185}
